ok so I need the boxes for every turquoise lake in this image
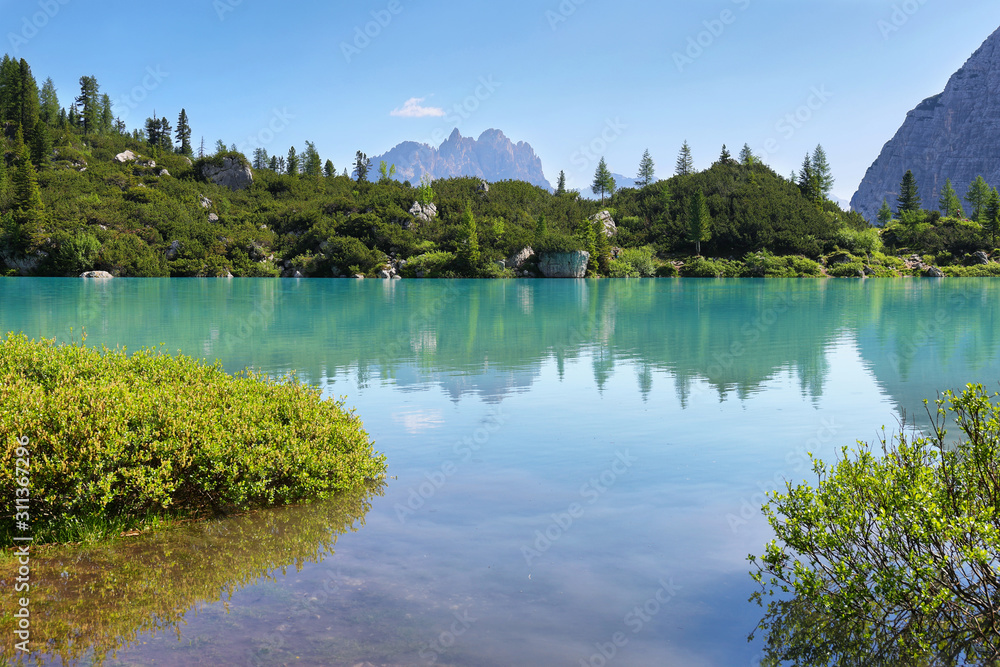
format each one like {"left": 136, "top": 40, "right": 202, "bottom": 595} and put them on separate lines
{"left": 2, "top": 277, "right": 998, "bottom": 666}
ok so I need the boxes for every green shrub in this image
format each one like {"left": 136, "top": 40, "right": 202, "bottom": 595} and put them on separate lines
{"left": 655, "top": 263, "right": 679, "bottom": 278}
{"left": 681, "top": 257, "right": 742, "bottom": 278}
{"left": 618, "top": 246, "right": 657, "bottom": 277}
{"left": 534, "top": 233, "right": 583, "bottom": 254}
{"left": 743, "top": 252, "right": 822, "bottom": 277}
{"left": 321, "top": 236, "right": 386, "bottom": 276}
{"left": 401, "top": 250, "right": 456, "bottom": 278}
{"left": 607, "top": 259, "right": 636, "bottom": 278}
{"left": 941, "top": 264, "right": 1000, "bottom": 277}
{"left": 828, "top": 261, "right": 865, "bottom": 278}
{"left": 0, "top": 334, "right": 386, "bottom": 543}
{"left": 833, "top": 227, "right": 883, "bottom": 255}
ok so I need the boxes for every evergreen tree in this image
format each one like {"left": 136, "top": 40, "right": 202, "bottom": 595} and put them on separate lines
{"left": 575, "top": 216, "right": 597, "bottom": 275}
{"left": 252, "top": 148, "right": 269, "bottom": 170}
{"left": 965, "top": 176, "right": 991, "bottom": 222}
{"left": 303, "top": 141, "right": 322, "bottom": 178}
{"left": 877, "top": 198, "right": 894, "bottom": 226}
{"left": 324, "top": 159, "right": 336, "bottom": 178}
{"left": 214, "top": 139, "right": 227, "bottom": 155}
{"left": 75, "top": 75, "right": 99, "bottom": 135}
{"left": 0, "top": 55, "right": 18, "bottom": 123}
{"left": 175, "top": 109, "right": 192, "bottom": 156}
{"left": 158, "top": 117, "right": 172, "bottom": 152}
{"left": 636, "top": 149, "right": 655, "bottom": 187}
{"left": 15, "top": 59, "right": 39, "bottom": 143}
{"left": 535, "top": 212, "right": 547, "bottom": 239}
{"left": 29, "top": 119, "right": 51, "bottom": 169}
{"left": 797, "top": 154, "right": 817, "bottom": 202}
{"left": 144, "top": 117, "right": 161, "bottom": 150}
{"left": 591, "top": 157, "right": 615, "bottom": 204}
{"left": 687, "top": 189, "right": 711, "bottom": 255}
{"left": 198, "top": 137, "right": 206, "bottom": 158}
{"left": 377, "top": 159, "right": 396, "bottom": 183}
{"left": 458, "top": 202, "right": 480, "bottom": 273}
{"left": 896, "top": 170, "right": 921, "bottom": 215}
{"left": 938, "top": 178, "right": 964, "bottom": 218}
{"left": 811, "top": 145, "right": 834, "bottom": 200}
{"left": 718, "top": 144, "right": 733, "bottom": 165}
{"left": 38, "top": 77, "right": 59, "bottom": 126}
{"left": 57, "top": 107, "right": 67, "bottom": 129}
{"left": 984, "top": 188, "right": 1000, "bottom": 247}
{"left": 594, "top": 217, "right": 611, "bottom": 275}
{"left": 11, "top": 125, "right": 44, "bottom": 252}
{"left": 556, "top": 170, "right": 567, "bottom": 195}
{"left": 268, "top": 155, "right": 279, "bottom": 171}
{"left": 286, "top": 146, "right": 300, "bottom": 176}
{"left": 67, "top": 105, "right": 77, "bottom": 128}
{"left": 99, "top": 94, "right": 113, "bottom": 133}
{"left": 353, "top": 150, "right": 370, "bottom": 182}
{"left": 739, "top": 144, "right": 756, "bottom": 166}
{"left": 675, "top": 141, "right": 694, "bottom": 176}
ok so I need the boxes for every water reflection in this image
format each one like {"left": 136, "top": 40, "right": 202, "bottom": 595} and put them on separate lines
{"left": 0, "top": 483, "right": 382, "bottom": 665}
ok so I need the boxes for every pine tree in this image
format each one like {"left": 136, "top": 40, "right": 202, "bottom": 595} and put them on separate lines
{"left": 15, "top": 59, "right": 39, "bottom": 143}
{"left": 324, "top": 159, "right": 335, "bottom": 178}
{"left": 144, "top": 117, "right": 161, "bottom": 150}
{"left": 458, "top": 202, "right": 480, "bottom": 273}
{"left": 75, "top": 75, "right": 99, "bottom": 135}
{"left": 811, "top": 145, "right": 834, "bottom": 200}
{"left": 286, "top": 147, "right": 300, "bottom": 176}
{"left": 214, "top": 139, "right": 227, "bottom": 155}
{"left": 303, "top": 142, "right": 323, "bottom": 178}
{"left": 198, "top": 137, "right": 206, "bottom": 158}
{"left": 718, "top": 144, "right": 732, "bottom": 165}
{"left": 687, "top": 189, "right": 711, "bottom": 255}
{"left": 158, "top": 117, "right": 172, "bottom": 153}
{"left": 636, "top": 149, "right": 655, "bottom": 187}
{"left": 556, "top": 170, "right": 567, "bottom": 195}
{"left": 675, "top": 141, "right": 694, "bottom": 176}
{"left": 0, "top": 55, "right": 18, "bottom": 123}
{"left": 377, "top": 159, "right": 396, "bottom": 183}
{"left": 739, "top": 144, "right": 756, "bottom": 166}
{"left": 535, "top": 212, "right": 547, "bottom": 239}
{"left": 38, "top": 77, "right": 59, "bottom": 126}
{"left": 352, "top": 150, "right": 370, "bottom": 182}
{"left": 938, "top": 178, "right": 964, "bottom": 218}
{"left": 984, "top": 188, "right": 1000, "bottom": 247}
{"left": 11, "top": 125, "right": 44, "bottom": 252}
{"left": 965, "top": 176, "right": 991, "bottom": 222}
{"left": 252, "top": 148, "right": 268, "bottom": 170}
{"left": 591, "top": 157, "right": 615, "bottom": 204}
{"left": 877, "top": 198, "right": 894, "bottom": 226}
{"left": 798, "top": 154, "right": 817, "bottom": 202}
{"left": 896, "top": 170, "right": 921, "bottom": 215}
{"left": 30, "top": 119, "right": 51, "bottom": 169}
{"left": 175, "top": 109, "right": 192, "bottom": 156}
{"left": 575, "top": 216, "right": 597, "bottom": 275}
{"left": 99, "top": 94, "right": 113, "bottom": 133}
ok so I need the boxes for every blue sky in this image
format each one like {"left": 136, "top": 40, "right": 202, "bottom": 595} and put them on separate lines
{"left": 7, "top": 0, "right": 1000, "bottom": 200}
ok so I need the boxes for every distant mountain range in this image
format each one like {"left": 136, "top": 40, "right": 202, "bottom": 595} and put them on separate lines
{"left": 852, "top": 25, "right": 1000, "bottom": 222}
{"left": 372, "top": 129, "right": 552, "bottom": 191}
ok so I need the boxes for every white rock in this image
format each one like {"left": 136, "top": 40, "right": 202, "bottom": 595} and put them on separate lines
{"left": 81, "top": 271, "right": 113, "bottom": 279}
{"left": 113, "top": 150, "right": 136, "bottom": 163}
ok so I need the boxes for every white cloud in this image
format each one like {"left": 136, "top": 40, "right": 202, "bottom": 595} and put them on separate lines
{"left": 390, "top": 97, "right": 445, "bottom": 118}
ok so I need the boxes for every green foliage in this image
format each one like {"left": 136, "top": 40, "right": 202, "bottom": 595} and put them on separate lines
{"left": 401, "top": 250, "right": 457, "bottom": 278}
{"left": 0, "top": 334, "right": 386, "bottom": 543}
{"left": 686, "top": 189, "right": 711, "bottom": 255}
{"left": 655, "top": 263, "right": 679, "bottom": 277}
{"left": 616, "top": 246, "right": 657, "bottom": 277}
{"left": 896, "top": 170, "right": 921, "bottom": 214}
{"left": 750, "top": 385, "right": 1000, "bottom": 664}
{"left": 534, "top": 232, "right": 583, "bottom": 255}
{"left": 636, "top": 149, "right": 655, "bottom": 187}
{"left": 833, "top": 227, "right": 883, "bottom": 255}
{"left": 940, "top": 263, "right": 1000, "bottom": 277}
{"left": 877, "top": 198, "right": 894, "bottom": 226}
{"left": 675, "top": 140, "right": 694, "bottom": 176}
{"left": 591, "top": 157, "right": 615, "bottom": 204}
{"left": 827, "top": 261, "right": 865, "bottom": 277}
{"left": 742, "top": 251, "right": 822, "bottom": 278}
{"left": 938, "top": 178, "right": 963, "bottom": 218}
{"left": 965, "top": 175, "right": 991, "bottom": 222}
{"left": 321, "top": 235, "right": 386, "bottom": 276}
{"left": 680, "top": 256, "right": 741, "bottom": 278}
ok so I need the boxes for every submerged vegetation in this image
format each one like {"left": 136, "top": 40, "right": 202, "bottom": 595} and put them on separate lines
{"left": 0, "top": 334, "right": 386, "bottom": 544}
{"left": 751, "top": 385, "right": 1000, "bottom": 665}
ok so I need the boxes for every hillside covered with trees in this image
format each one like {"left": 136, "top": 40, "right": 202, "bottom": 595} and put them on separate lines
{"left": 3, "top": 54, "right": 997, "bottom": 279}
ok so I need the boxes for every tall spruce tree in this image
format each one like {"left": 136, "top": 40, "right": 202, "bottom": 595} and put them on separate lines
{"left": 938, "top": 178, "right": 964, "bottom": 218}
{"left": 718, "top": 144, "right": 733, "bottom": 165}
{"left": 15, "top": 59, "right": 39, "bottom": 143}
{"left": 352, "top": 150, "right": 370, "bottom": 182}
{"left": 144, "top": 116, "right": 161, "bottom": 150}
{"left": 556, "top": 170, "right": 567, "bottom": 195}
{"left": 303, "top": 141, "right": 322, "bottom": 178}
{"left": 175, "top": 109, "right": 192, "bottom": 156}
{"left": 99, "top": 94, "right": 113, "bottom": 133}
{"left": 158, "top": 116, "right": 172, "bottom": 152}
{"left": 458, "top": 202, "right": 480, "bottom": 273}
{"left": 0, "top": 55, "right": 18, "bottom": 123}
{"left": 636, "top": 149, "right": 655, "bottom": 187}
{"left": 811, "top": 145, "right": 834, "bottom": 200}
{"left": 687, "top": 189, "right": 711, "bottom": 255}
{"left": 30, "top": 119, "right": 51, "bottom": 169}
{"left": 324, "top": 159, "right": 336, "bottom": 178}
{"left": 797, "top": 154, "right": 817, "bottom": 202}
{"left": 38, "top": 77, "right": 59, "bottom": 126}
{"left": 965, "top": 176, "right": 991, "bottom": 222}
{"left": 675, "top": 141, "right": 694, "bottom": 176}
{"left": 286, "top": 147, "right": 300, "bottom": 176}
{"left": 75, "top": 75, "right": 99, "bottom": 135}
{"left": 591, "top": 157, "right": 615, "bottom": 204}
{"left": 877, "top": 198, "right": 894, "bottom": 226}
{"left": 11, "top": 125, "right": 44, "bottom": 252}
{"left": 739, "top": 144, "right": 756, "bottom": 166}
{"left": 984, "top": 188, "right": 1000, "bottom": 247}
{"left": 896, "top": 170, "right": 921, "bottom": 215}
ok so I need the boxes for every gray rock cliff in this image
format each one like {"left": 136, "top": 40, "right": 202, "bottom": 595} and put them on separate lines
{"left": 202, "top": 157, "right": 254, "bottom": 191}
{"left": 852, "top": 26, "right": 1000, "bottom": 222}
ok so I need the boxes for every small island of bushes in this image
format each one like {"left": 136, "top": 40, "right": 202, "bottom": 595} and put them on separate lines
{"left": 0, "top": 333, "right": 386, "bottom": 544}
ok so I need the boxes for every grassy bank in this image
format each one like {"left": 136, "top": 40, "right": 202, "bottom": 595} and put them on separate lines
{"left": 0, "top": 333, "right": 386, "bottom": 544}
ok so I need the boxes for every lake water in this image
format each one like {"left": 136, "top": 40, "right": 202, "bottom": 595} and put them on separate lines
{"left": 2, "top": 278, "right": 998, "bottom": 666}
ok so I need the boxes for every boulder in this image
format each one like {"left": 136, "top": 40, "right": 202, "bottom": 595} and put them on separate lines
{"left": 353, "top": 274, "right": 365, "bottom": 279}
{"left": 165, "top": 240, "right": 182, "bottom": 260}
{"left": 377, "top": 268, "right": 392, "bottom": 279}
{"left": 113, "top": 150, "right": 136, "bottom": 163}
{"left": 81, "top": 271, "right": 113, "bottom": 279}
{"left": 507, "top": 246, "right": 535, "bottom": 269}
{"left": 201, "top": 157, "right": 254, "bottom": 191}
{"left": 409, "top": 201, "right": 438, "bottom": 224}
{"left": 590, "top": 210, "right": 617, "bottom": 238}
{"left": 199, "top": 195, "right": 213, "bottom": 209}
{"left": 477, "top": 179, "right": 490, "bottom": 194}
{"left": 208, "top": 213, "right": 220, "bottom": 223}
{"left": 973, "top": 250, "right": 991, "bottom": 265}
{"left": 159, "top": 169, "right": 170, "bottom": 177}
{"left": 538, "top": 251, "right": 590, "bottom": 278}
{"left": 925, "top": 266, "right": 945, "bottom": 278}
{"left": 392, "top": 275, "right": 402, "bottom": 280}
